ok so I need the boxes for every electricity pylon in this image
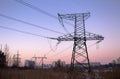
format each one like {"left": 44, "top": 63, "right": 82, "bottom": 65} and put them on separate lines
{"left": 51, "top": 12, "right": 104, "bottom": 73}
{"left": 12, "top": 51, "right": 21, "bottom": 67}
{"left": 32, "top": 55, "right": 47, "bottom": 69}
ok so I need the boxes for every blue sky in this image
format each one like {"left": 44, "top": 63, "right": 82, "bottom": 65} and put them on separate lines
{"left": 0, "top": 0, "right": 120, "bottom": 64}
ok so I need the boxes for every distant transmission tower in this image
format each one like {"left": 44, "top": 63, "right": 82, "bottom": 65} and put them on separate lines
{"left": 13, "top": 51, "right": 21, "bottom": 67}
{"left": 51, "top": 12, "right": 104, "bottom": 73}
{"left": 32, "top": 55, "right": 47, "bottom": 69}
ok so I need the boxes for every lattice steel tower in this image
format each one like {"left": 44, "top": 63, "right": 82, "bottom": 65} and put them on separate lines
{"left": 51, "top": 12, "right": 104, "bottom": 73}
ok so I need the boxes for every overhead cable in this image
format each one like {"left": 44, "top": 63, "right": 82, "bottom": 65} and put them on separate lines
{"left": 0, "top": 13, "right": 64, "bottom": 35}
{"left": 15, "top": 0, "right": 57, "bottom": 19}
{"left": 14, "top": 0, "right": 72, "bottom": 33}
{"left": 0, "top": 25, "right": 54, "bottom": 39}
{"left": 48, "top": 45, "right": 72, "bottom": 58}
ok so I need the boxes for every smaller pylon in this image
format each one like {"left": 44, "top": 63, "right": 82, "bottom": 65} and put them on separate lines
{"left": 12, "top": 50, "right": 21, "bottom": 67}
{"left": 32, "top": 55, "right": 47, "bottom": 69}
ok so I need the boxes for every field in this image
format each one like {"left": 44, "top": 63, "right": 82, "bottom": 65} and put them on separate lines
{"left": 0, "top": 68, "right": 70, "bottom": 79}
{"left": 0, "top": 68, "right": 120, "bottom": 79}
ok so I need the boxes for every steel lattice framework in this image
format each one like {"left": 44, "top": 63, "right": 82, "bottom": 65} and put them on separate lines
{"left": 51, "top": 12, "right": 104, "bottom": 73}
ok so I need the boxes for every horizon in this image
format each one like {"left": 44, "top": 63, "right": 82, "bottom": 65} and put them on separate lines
{"left": 0, "top": 0, "right": 120, "bottom": 65}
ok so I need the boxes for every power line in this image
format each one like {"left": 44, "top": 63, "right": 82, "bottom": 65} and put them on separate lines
{"left": 14, "top": 0, "right": 72, "bottom": 33}
{"left": 47, "top": 45, "right": 72, "bottom": 58}
{"left": 58, "top": 13, "right": 70, "bottom": 33}
{"left": 0, "top": 13, "right": 64, "bottom": 35}
{"left": 14, "top": 0, "right": 57, "bottom": 19}
{"left": 44, "top": 39, "right": 60, "bottom": 57}
{"left": 46, "top": 41, "right": 100, "bottom": 61}
{"left": 47, "top": 41, "right": 101, "bottom": 60}
{"left": 0, "top": 25, "right": 53, "bottom": 39}
{"left": 47, "top": 39, "right": 59, "bottom": 52}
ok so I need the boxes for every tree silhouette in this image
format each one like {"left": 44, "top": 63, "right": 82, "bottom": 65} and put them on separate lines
{"left": 0, "top": 50, "right": 6, "bottom": 68}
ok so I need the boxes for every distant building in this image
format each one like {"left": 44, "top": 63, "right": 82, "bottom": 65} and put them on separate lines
{"left": 24, "top": 60, "right": 35, "bottom": 68}
{"left": 43, "top": 64, "right": 52, "bottom": 69}
{"left": 52, "top": 59, "right": 66, "bottom": 68}
{"left": 74, "top": 62, "right": 101, "bottom": 67}
{"left": 90, "top": 62, "right": 101, "bottom": 67}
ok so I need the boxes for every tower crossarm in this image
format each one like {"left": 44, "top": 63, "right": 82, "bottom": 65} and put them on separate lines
{"left": 85, "top": 32, "right": 104, "bottom": 41}
{"left": 58, "top": 12, "right": 90, "bottom": 21}
{"left": 49, "top": 32, "right": 104, "bottom": 42}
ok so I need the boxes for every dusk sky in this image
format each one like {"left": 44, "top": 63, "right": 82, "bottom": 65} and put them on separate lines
{"left": 0, "top": 0, "right": 120, "bottom": 65}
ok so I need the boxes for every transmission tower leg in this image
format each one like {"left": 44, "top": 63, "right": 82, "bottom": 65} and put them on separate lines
{"left": 84, "top": 41, "right": 91, "bottom": 73}
{"left": 70, "top": 42, "right": 76, "bottom": 71}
